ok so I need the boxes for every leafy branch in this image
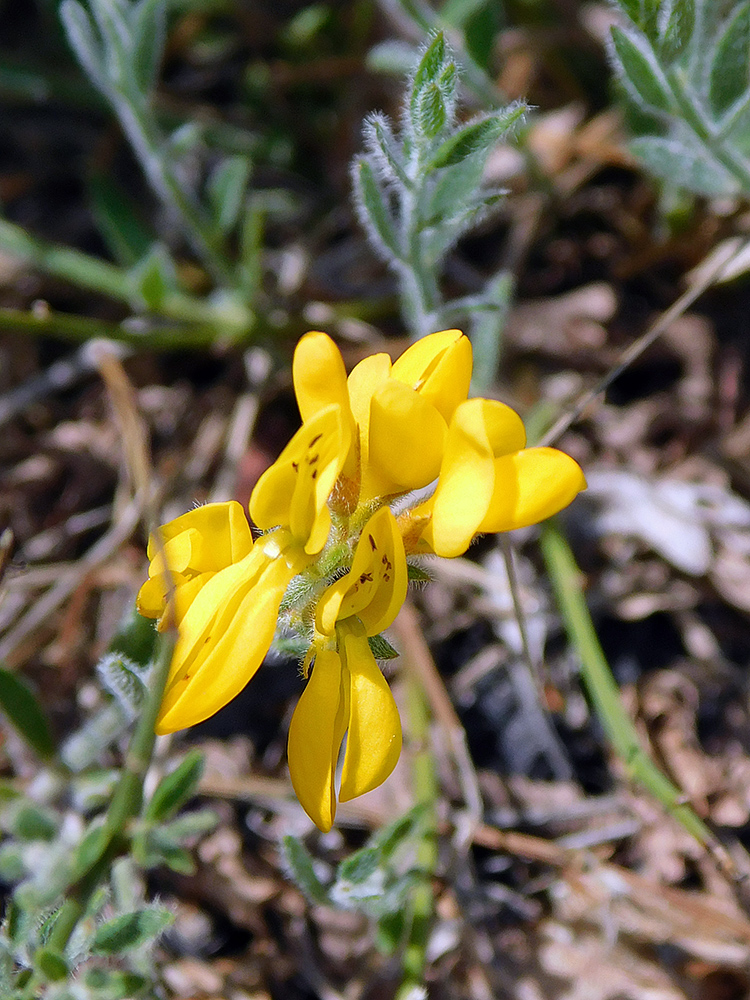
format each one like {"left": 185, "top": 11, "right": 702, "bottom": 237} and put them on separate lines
{"left": 608, "top": 0, "right": 750, "bottom": 195}
{"left": 353, "top": 32, "right": 523, "bottom": 361}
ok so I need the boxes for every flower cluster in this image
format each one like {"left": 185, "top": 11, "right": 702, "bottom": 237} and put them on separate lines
{"left": 138, "top": 330, "right": 585, "bottom": 830}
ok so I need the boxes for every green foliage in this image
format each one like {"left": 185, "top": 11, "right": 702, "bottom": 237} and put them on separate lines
{"left": 608, "top": 0, "right": 750, "bottom": 194}
{"left": 0, "top": 621, "right": 205, "bottom": 996}
{"left": 0, "top": 667, "right": 55, "bottom": 761}
{"left": 368, "top": 633, "right": 400, "bottom": 660}
{"left": 90, "top": 908, "right": 173, "bottom": 955}
{"left": 353, "top": 31, "right": 525, "bottom": 346}
{"left": 144, "top": 748, "right": 205, "bottom": 822}
{"left": 406, "top": 562, "right": 432, "bottom": 584}
{"left": 283, "top": 806, "right": 429, "bottom": 954}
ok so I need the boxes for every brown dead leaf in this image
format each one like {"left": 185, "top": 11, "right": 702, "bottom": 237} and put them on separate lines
{"left": 505, "top": 282, "right": 617, "bottom": 356}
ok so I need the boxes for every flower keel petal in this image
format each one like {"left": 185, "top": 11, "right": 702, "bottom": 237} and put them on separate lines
{"left": 288, "top": 649, "right": 349, "bottom": 831}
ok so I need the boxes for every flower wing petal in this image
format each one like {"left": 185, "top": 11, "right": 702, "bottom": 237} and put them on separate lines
{"left": 427, "top": 398, "right": 528, "bottom": 557}
{"left": 480, "top": 447, "right": 586, "bottom": 533}
{"left": 288, "top": 648, "right": 349, "bottom": 832}
{"left": 339, "top": 630, "right": 402, "bottom": 802}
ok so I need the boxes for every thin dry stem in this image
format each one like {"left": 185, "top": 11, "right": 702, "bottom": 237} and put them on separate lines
{"left": 394, "top": 600, "right": 483, "bottom": 848}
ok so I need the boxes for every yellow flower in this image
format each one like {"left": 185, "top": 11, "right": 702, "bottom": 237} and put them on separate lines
{"left": 287, "top": 506, "right": 407, "bottom": 831}
{"left": 293, "top": 329, "right": 472, "bottom": 502}
{"left": 138, "top": 328, "right": 586, "bottom": 830}
{"left": 140, "top": 403, "right": 353, "bottom": 734}
{"left": 409, "top": 397, "right": 587, "bottom": 558}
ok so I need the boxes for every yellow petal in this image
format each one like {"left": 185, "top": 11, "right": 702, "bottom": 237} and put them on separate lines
{"left": 339, "top": 628, "right": 402, "bottom": 802}
{"left": 136, "top": 574, "right": 171, "bottom": 619}
{"left": 480, "top": 447, "right": 587, "bottom": 533}
{"left": 148, "top": 529, "right": 202, "bottom": 578}
{"left": 316, "top": 506, "right": 408, "bottom": 636}
{"left": 365, "top": 380, "right": 447, "bottom": 497}
{"left": 427, "top": 398, "right": 526, "bottom": 558}
{"left": 292, "top": 331, "right": 350, "bottom": 422}
{"left": 249, "top": 404, "right": 351, "bottom": 554}
{"left": 156, "top": 536, "right": 306, "bottom": 733}
{"left": 347, "top": 352, "right": 392, "bottom": 474}
{"left": 391, "top": 329, "right": 472, "bottom": 422}
{"left": 287, "top": 648, "right": 349, "bottom": 832}
{"left": 147, "top": 501, "right": 253, "bottom": 568}
{"left": 293, "top": 332, "right": 359, "bottom": 492}
{"left": 137, "top": 571, "right": 209, "bottom": 628}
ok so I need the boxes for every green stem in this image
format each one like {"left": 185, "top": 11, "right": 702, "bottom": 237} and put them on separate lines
{"left": 0, "top": 218, "right": 252, "bottom": 330}
{"left": 540, "top": 519, "right": 714, "bottom": 845}
{"left": 397, "top": 155, "right": 442, "bottom": 339}
{"left": 111, "top": 93, "right": 236, "bottom": 286}
{"left": 0, "top": 306, "right": 254, "bottom": 350}
{"left": 397, "top": 666, "right": 438, "bottom": 999}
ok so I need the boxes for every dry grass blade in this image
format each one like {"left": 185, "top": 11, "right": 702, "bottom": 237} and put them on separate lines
{"left": 394, "top": 601, "right": 483, "bottom": 845}
{"left": 538, "top": 237, "right": 750, "bottom": 447}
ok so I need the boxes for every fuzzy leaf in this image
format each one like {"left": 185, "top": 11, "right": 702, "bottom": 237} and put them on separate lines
{"left": 0, "top": 843, "right": 25, "bottom": 882}
{"left": 145, "top": 749, "right": 205, "bottom": 823}
{"left": 130, "top": 244, "right": 177, "bottom": 311}
{"left": 60, "top": 1, "right": 107, "bottom": 94}
{"left": 61, "top": 704, "right": 130, "bottom": 772}
{"left": 367, "top": 633, "right": 399, "bottom": 660}
{"left": 611, "top": 26, "right": 673, "bottom": 112}
{"left": 630, "top": 134, "right": 739, "bottom": 194}
{"left": 354, "top": 160, "right": 402, "bottom": 259}
{"left": 88, "top": 0, "right": 132, "bottom": 89}
{"left": 282, "top": 836, "right": 330, "bottom": 905}
{"left": 36, "top": 949, "right": 68, "bottom": 981}
{"left": 135, "top": 809, "right": 218, "bottom": 872}
{"left": 365, "top": 115, "right": 410, "bottom": 187}
{"left": 427, "top": 151, "right": 486, "bottom": 222}
{"left": 97, "top": 654, "right": 148, "bottom": 720}
{"left": 641, "top": 0, "right": 662, "bottom": 42}
{"left": 0, "top": 667, "right": 55, "bottom": 760}
{"left": 11, "top": 805, "right": 58, "bottom": 842}
{"left": 370, "top": 804, "right": 427, "bottom": 858}
{"left": 437, "top": 61, "right": 458, "bottom": 101}
{"left": 617, "top": 0, "right": 643, "bottom": 24}
{"left": 136, "top": 839, "right": 196, "bottom": 874}
{"left": 72, "top": 824, "right": 110, "bottom": 880}
{"left": 429, "top": 107, "right": 525, "bottom": 168}
{"left": 414, "top": 83, "right": 446, "bottom": 139}
{"left": 130, "top": 0, "right": 166, "bottom": 96}
{"left": 411, "top": 33, "right": 446, "bottom": 100}
{"left": 710, "top": 3, "right": 750, "bottom": 117}
{"left": 659, "top": 0, "right": 695, "bottom": 63}
{"left": 91, "top": 908, "right": 173, "bottom": 954}
{"left": 338, "top": 846, "right": 379, "bottom": 884}
{"left": 406, "top": 562, "right": 432, "bottom": 583}
{"left": 208, "top": 155, "right": 252, "bottom": 235}
{"left": 84, "top": 969, "right": 148, "bottom": 998}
